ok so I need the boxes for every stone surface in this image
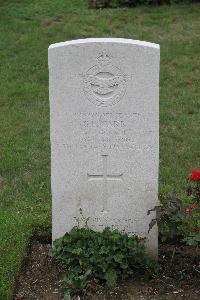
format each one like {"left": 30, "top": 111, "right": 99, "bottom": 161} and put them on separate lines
{"left": 49, "top": 38, "right": 160, "bottom": 256}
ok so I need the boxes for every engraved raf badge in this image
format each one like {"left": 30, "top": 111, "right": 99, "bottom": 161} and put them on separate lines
{"left": 83, "top": 51, "right": 126, "bottom": 107}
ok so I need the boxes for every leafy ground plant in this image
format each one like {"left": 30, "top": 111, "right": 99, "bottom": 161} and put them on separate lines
{"left": 50, "top": 227, "right": 158, "bottom": 298}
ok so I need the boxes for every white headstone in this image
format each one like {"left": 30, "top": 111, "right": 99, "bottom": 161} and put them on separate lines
{"left": 49, "top": 38, "right": 160, "bottom": 256}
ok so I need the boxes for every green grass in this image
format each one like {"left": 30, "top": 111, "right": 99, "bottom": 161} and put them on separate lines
{"left": 0, "top": 0, "right": 199, "bottom": 298}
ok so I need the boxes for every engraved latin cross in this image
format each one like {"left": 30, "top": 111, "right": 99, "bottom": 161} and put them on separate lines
{"left": 87, "top": 155, "right": 123, "bottom": 212}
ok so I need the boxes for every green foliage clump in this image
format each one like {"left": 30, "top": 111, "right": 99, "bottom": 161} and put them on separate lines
{"left": 50, "top": 227, "right": 157, "bottom": 297}
{"left": 88, "top": 0, "right": 198, "bottom": 8}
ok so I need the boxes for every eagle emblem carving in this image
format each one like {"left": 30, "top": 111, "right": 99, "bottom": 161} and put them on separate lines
{"left": 83, "top": 51, "right": 126, "bottom": 107}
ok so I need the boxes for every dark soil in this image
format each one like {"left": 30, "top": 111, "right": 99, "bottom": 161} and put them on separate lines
{"left": 14, "top": 237, "right": 200, "bottom": 300}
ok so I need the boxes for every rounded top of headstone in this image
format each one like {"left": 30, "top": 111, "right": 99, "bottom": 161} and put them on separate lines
{"left": 49, "top": 38, "right": 160, "bottom": 50}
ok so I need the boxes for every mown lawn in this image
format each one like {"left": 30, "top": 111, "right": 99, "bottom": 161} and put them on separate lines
{"left": 0, "top": 0, "right": 199, "bottom": 298}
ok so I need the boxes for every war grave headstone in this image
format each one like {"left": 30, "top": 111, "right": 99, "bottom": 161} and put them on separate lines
{"left": 48, "top": 38, "right": 160, "bottom": 256}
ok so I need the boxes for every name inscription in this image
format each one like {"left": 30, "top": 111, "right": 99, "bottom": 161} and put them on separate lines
{"left": 64, "top": 111, "right": 145, "bottom": 152}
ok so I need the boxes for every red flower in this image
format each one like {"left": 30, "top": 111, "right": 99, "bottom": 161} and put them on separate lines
{"left": 189, "top": 170, "right": 200, "bottom": 181}
{"left": 184, "top": 207, "right": 191, "bottom": 214}
{"left": 191, "top": 202, "right": 198, "bottom": 209}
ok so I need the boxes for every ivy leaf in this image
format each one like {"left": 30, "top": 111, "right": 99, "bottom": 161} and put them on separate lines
{"left": 64, "top": 289, "right": 71, "bottom": 300}
{"left": 72, "top": 248, "right": 82, "bottom": 255}
{"left": 104, "top": 269, "right": 117, "bottom": 287}
{"left": 113, "top": 253, "right": 123, "bottom": 264}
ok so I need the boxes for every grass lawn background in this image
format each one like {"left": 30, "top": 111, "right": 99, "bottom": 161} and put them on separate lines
{"left": 0, "top": 0, "right": 199, "bottom": 298}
